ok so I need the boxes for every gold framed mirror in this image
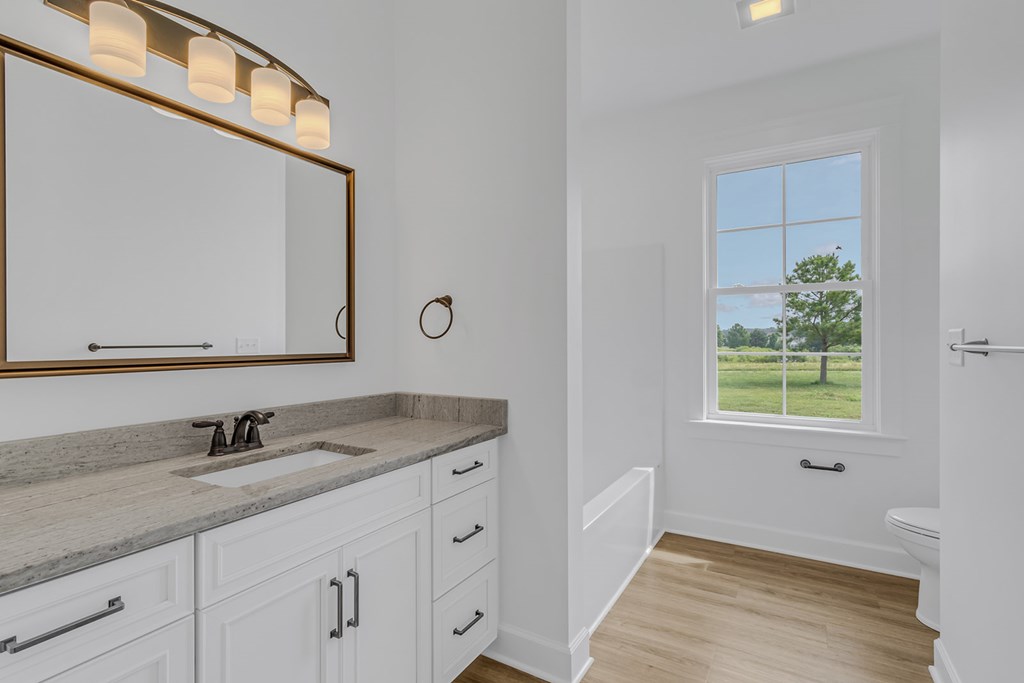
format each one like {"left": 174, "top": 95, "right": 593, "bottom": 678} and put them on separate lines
{"left": 0, "top": 34, "right": 355, "bottom": 378}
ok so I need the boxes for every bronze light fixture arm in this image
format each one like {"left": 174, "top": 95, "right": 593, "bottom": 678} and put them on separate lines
{"left": 44, "top": 0, "right": 328, "bottom": 108}
{"left": 124, "top": 0, "right": 325, "bottom": 101}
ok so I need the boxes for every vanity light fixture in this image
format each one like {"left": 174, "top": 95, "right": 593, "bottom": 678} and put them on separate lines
{"left": 88, "top": 1, "right": 147, "bottom": 77}
{"left": 250, "top": 66, "right": 292, "bottom": 126}
{"left": 296, "top": 98, "right": 331, "bottom": 150}
{"left": 47, "top": 0, "right": 331, "bottom": 150}
{"left": 187, "top": 33, "right": 236, "bottom": 104}
{"left": 736, "top": 0, "right": 795, "bottom": 28}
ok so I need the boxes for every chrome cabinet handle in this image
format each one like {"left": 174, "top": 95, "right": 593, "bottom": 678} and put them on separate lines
{"left": 453, "top": 610, "right": 484, "bottom": 636}
{"left": 452, "top": 461, "right": 484, "bottom": 476}
{"left": 330, "top": 578, "right": 344, "bottom": 639}
{"left": 1, "top": 597, "right": 125, "bottom": 655}
{"left": 347, "top": 569, "right": 360, "bottom": 628}
{"left": 453, "top": 524, "right": 484, "bottom": 544}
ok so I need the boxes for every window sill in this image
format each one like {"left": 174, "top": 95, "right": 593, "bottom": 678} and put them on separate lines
{"left": 686, "top": 419, "right": 906, "bottom": 457}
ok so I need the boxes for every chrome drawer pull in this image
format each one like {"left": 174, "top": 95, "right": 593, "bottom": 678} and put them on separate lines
{"left": 330, "top": 578, "right": 344, "bottom": 639}
{"left": 453, "top": 524, "right": 485, "bottom": 544}
{"left": 347, "top": 569, "right": 360, "bottom": 628}
{"left": 1, "top": 597, "right": 125, "bottom": 655}
{"left": 452, "top": 461, "right": 484, "bottom": 476}
{"left": 453, "top": 610, "right": 484, "bottom": 636}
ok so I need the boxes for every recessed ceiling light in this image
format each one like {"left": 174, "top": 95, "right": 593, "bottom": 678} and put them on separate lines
{"left": 737, "top": 0, "right": 795, "bottom": 28}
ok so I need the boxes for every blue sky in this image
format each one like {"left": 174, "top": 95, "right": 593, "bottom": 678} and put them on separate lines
{"left": 716, "top": 153, "right": 862, "bottom": 330}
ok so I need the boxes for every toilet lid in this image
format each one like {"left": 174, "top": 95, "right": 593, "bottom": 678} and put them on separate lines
{"left": 887, "top": 507, "right": 940, "bottom": 538}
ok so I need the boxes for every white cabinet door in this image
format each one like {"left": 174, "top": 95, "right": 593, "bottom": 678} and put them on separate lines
{"left": 341, "top": 510, "right": 431, "bottom": 683}
{"left": 45, "top": 617, "right": 194, "bottom": 683}
{"left": 198, "top": 553, "right": 344, "bottom": 683}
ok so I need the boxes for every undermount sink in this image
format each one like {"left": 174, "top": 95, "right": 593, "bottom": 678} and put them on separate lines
{"left": 189, "top": 449, "right": 357, "bottom": 488}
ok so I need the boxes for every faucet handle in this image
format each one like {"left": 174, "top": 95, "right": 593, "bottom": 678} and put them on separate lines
{"left": 192, "top": 420, "right": 228, "bottom": 457}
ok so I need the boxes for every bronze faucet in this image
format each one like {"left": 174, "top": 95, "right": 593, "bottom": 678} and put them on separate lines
{"left": 192, "top": 410, "right": 275, "bottom": 457}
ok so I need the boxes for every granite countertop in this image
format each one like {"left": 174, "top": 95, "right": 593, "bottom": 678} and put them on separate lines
{"left": 0, "top": 414, "right": 505, "bottom": 596}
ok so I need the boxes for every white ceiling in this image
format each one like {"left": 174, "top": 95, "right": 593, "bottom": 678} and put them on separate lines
{"left": 582, "top": 0, "right": 939, "bottom": 117}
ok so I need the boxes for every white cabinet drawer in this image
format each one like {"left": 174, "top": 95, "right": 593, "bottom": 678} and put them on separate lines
{"left": 431, "top": 441, "right": 497, "bottom": 503}
{"left": 432, "top": 561, "right": 498, "bottom": 683}
{"left": 46, "top": 617, "right": 194, "bottom": 683}
{"left": 0, "top": 538, "right": 194, "bottom": 683}
{"left": 432, "top": 479, "right": 498, "bottom": 598}
{"left": 197, "top": 461, "right": 429, "bottom": 607}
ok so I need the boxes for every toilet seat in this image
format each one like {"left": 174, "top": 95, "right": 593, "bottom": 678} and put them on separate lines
{"left": 886, "top": 507, "right": 939, "bottom": 540}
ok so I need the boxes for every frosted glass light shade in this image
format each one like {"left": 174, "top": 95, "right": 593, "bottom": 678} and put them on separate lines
{"left": 89, "top": 1, "right": 147, "bottom": 78}
{"left": 251, "top": 67, "right": 292, "bottom": 126}
{"left": 188, "top": 35, "right": 236, "bottom": 103}
{"left": 296, "top": 99, "right": 330, "bottom": 150}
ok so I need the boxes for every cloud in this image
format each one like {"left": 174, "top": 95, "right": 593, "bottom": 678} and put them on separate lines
{"left": 750, "top": 292, "right": 781, "bottom": 308}
{"left": 717, "top": 293, "right": 781, "bottom": 312}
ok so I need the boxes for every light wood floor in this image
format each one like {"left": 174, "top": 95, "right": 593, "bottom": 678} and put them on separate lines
{"left": 455, "top": 533, "right": 935, "bottom": 683}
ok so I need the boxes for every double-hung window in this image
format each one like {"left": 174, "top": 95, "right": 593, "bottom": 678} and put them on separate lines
{"left": 705, "top": 132, "right": 877, "bottom": 428}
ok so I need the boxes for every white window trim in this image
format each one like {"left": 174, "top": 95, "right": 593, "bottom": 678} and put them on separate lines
{"left": 702, "top": 130, "right": 881, "bottom": 432}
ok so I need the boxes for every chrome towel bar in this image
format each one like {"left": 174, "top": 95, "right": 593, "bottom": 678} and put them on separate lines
{"left": 88, "top": 342, "right": 213, "bottom": 352}
{"left": 948, "top": 339, "right": 1024, "bottom": 356}
{"left": 800, "top": 459, "right": 845, "bottom": 473}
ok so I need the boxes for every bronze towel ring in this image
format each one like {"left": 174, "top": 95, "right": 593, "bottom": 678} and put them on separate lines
{"left": 335, "top": 306, "right": 347, "bottom": 340}
{"left": 420, "top": 295, "right": 454, "bottom": 339}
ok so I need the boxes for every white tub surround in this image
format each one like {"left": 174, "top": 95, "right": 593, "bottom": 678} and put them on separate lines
{"left": 582, "top": 467, "right": 655, "bottom": 634}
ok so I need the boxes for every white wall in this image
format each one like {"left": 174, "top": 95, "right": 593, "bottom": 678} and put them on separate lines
{"left": 936, "top": 1, "right": 1024, "bottom": 680}
{"left": 583, "top": 39, "right": 940, "bottom": 576}
{"left": 580, "top": 246, "right": 664, "bottom": 638}
{"left": 0, "top": 0, "right": 397, "bottom": 440}
{"left": 582, "top": 245, "right": 664, "bottom": 531}
{"left": 393, "top": 1, "right": 586, "bottom": 680}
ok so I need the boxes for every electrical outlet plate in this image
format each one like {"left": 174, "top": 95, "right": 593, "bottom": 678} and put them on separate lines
{"left": 236, "top": 337, "right": 260, "bottom": 355}
{"left": 948, "top": 328, "right": 965, "bottom": 366}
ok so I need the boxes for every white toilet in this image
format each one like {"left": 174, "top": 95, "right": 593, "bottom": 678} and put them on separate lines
{"left": 885, "top": 507, "right": 940, "bottom": 631}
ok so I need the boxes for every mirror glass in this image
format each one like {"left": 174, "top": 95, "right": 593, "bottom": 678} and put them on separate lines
{"left": 3, "top": 54, "right": 351, "bottom": 365}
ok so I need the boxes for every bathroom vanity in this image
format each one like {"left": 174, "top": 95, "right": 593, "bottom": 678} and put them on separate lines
{"left": 0, "top": 393, "right": 505, "bottom": 683}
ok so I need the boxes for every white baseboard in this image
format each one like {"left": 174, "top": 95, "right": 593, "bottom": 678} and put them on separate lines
{"left": 663, "top": 510, "right": 919, "bottom": 578}
{"left": 569, "top": 628, "right": 594, "bottom": 683}
{"left": 485, "top": 624, "right": 592, "bottom": 683}
{"left": 930, "top": 639, "right": 961, "bottom": 683}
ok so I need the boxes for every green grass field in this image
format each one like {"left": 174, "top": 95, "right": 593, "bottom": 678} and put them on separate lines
{"left": 717, "top": 358, "right": 862, "bottom": 420}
